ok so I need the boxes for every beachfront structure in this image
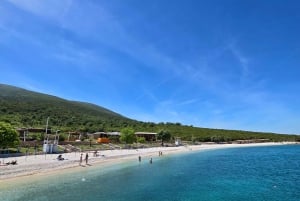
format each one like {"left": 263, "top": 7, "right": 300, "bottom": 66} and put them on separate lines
{"left": 88, "top": 132, "right": 121, "bottom": 138}
{"left": 88, "top": 132, "right": 106, "bottom": 139}
{"left": 88, "top": 132, "right": 121, "bottom": 143}
{"left": 175, "top": 137, "right": 182, "bottom": 146}
{"left": 67, "top": 131, "right": 82, "bottom": 141}
{"left": 43, "top": 133, "right": 59, "bottom": 153}
{"left": 135, "top": 132, "right": 157, "bottom": 141}
{"left": 88, "top": 131, "right": 157, "bottom": 143}
{"left": 17, "top": 128, "right": 51, "bottom": 142}
{"left": 94, "top": 132, "right": 110, "bottom": 143}
{"left": 89, "top": 132, "right": 121, "bottom": 143}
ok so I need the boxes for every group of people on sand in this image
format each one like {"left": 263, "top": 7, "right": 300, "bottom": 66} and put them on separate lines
{"left": 79, "top": 153, "right": 89, "bottom": 166}
{"left": 57, "top": 153, "right": 89, "bottom": 166}
{"left": 0, "top": 160, "right": 17, "bottom": 166}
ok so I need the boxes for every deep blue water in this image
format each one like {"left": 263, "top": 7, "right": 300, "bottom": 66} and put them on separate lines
{"left": 1, "top": 145, "right": 300, "bottom": 201}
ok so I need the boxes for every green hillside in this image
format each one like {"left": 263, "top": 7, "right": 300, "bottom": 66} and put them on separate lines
{"left": 0, "top": 83, "right": 298, "bottom": 142}
{"left": 0, "top": 84, "right": 134, "bottom": 132}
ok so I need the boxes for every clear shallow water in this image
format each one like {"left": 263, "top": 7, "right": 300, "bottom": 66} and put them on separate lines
{"left": 1, "top": 145, "right": 300, "bottom": 201}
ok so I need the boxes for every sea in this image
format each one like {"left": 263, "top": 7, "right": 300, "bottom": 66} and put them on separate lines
{"left": 1, "top": 145, "right": 300, "bottom": 201}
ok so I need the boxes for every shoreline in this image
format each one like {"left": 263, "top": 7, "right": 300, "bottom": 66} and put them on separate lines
{"left": 0, "top": 142, "right": 295, "bottom": 183}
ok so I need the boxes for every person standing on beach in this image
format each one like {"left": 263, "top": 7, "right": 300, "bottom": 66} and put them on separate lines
{"left": 79, "top": 153, "right": 83, "bottom": 166}
{"left": 138, "top": 155, "right": 141, "bottom": 162}
{"left": 85, "top": 153, "right": 89, "bottom": 165}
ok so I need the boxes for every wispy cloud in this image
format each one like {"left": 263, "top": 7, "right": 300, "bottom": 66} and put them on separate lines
{"left": 6, "top": 0, "right": 212, "bottom": 89}
{"left": 51, "top": 39, "right": 110, "bottom": 74}
{"left": 228, "top": 43, "right": 250, "bottom": 81}
{"left": 2, "top": 1, "right": 263, "bottom": 112}
{"left": 177, "top": 99, "right": 199, "bottom": 106}
{"left": 7, "top": 0, "right": 73, "bottom": 22}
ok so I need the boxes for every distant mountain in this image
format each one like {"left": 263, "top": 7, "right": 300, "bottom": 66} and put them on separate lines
{"left": 0, "top": 83, "right": 298, "bottom": 141}
{"left": 0, "top": 84, "right": 134, "bottom": 132}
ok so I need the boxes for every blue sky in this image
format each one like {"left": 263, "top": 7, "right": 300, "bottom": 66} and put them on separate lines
{"left": 0, "top": 0, "right": 299, "bottom": 134}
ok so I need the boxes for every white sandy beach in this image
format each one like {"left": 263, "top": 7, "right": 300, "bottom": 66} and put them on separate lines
{"left": 0, "top": 142, "right": 294, "bottom": 182}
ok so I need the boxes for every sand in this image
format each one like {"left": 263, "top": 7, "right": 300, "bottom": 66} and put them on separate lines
{"left": 0, "top": 142, "right": 294, "bottom": 182}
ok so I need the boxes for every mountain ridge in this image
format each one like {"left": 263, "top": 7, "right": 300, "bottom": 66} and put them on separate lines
{"left": 0, "top": 83, "right": 133, "bottom": 131}
{"left": 0, "top": 83, "right": 298, "bottom": 142}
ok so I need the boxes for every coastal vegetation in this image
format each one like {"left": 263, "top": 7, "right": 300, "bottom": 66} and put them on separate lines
{"left": 0, "top": 83, "right": 299, "bottom": 145}
{"left": 0, "top": 122, "right": 19, "bottom": 149}
{"left": 120, "top": 127, "right": 136, "bottom": 144}
{"left": 157, "top": 130, "right": 172, "bottom": 146}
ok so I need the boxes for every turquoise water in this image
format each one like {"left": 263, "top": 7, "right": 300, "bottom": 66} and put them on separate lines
{"left": 1, "top": 145, "right": 300, "bottom": 201}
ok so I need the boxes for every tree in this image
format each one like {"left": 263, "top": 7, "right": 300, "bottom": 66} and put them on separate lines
{"left": 120, "top": 127, "right": 136, "bottom": 144}
{"left": 0, "top": 122, "right": 19, "bottom": 148}
{"left": 137, "top": 137, "right": 146, "bottom": 143}
{"left": 157, "top": 130, "right": 171, "bottom": 146}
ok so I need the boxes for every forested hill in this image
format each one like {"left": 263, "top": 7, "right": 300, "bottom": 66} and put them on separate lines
{"left": 0, "top": 83, "right": 134, "bottom": 131}
{"left": 0, "top": 83, "right": 298, "bottom": 142}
